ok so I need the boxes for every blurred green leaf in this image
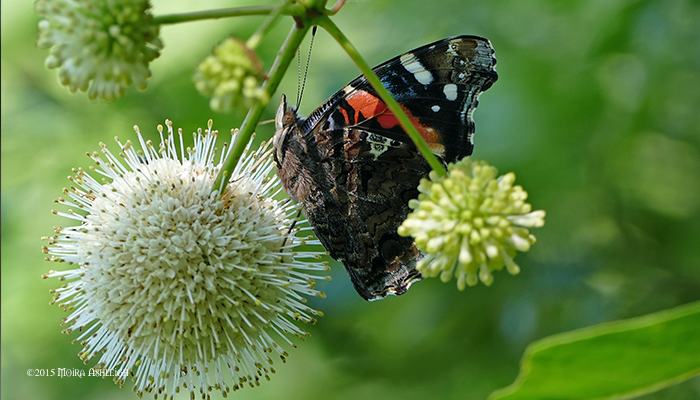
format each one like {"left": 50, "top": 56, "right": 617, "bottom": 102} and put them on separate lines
{"left": 489, "top": 301, "right": 700, "bottom": 400}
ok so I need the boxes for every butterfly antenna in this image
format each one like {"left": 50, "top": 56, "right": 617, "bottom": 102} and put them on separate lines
{"left": 296, "top": 26, "right": 317, "bottom": 110}
{"left": 296, "top": 44, "right": 302, "bottom": 108}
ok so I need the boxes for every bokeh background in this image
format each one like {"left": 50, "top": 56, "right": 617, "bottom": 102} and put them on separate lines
{"left": 3, "top": 0, "right": 700, "bottom": 399}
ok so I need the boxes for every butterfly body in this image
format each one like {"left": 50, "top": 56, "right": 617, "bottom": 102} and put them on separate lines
{"left": 274, "top": 35, "right": 497, "bottom": 300}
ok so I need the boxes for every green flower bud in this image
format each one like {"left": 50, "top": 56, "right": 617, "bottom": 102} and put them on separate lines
{"left": 399, "top": 158, "right": 545, "bottom": 290}
{"left": 35, "top": 0, "right": 162, "bottom": 100}
{"left": 193, "top": 37, "right": 267, "bottom": 113}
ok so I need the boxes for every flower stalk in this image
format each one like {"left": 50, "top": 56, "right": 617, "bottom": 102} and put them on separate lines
{"left": 153, "top": 5, "right": 278, "bottom": 25}
{"left": 213, "top": 21, "right": 312, "bottom": 191}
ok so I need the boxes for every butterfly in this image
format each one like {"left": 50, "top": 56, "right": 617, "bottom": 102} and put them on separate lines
{"left": 273, "top": 35, "right": 498, "bottom": 300}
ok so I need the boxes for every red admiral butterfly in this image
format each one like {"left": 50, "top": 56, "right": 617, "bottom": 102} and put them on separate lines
{"left": 274, "top": 35, "right": 497, "bottom": 300}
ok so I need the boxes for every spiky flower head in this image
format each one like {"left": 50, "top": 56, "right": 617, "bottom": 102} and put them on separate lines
{"left": 398, "top": 158, "right": 545, "bottom": 290}
{"left": 35, "top": 0, "right": 162, "bottom": 100}
{"left": 42, "top": 120, "right": 329, "bottom": 398}
{"left": 193, "top": 37, "right": 268, "bottom": 113}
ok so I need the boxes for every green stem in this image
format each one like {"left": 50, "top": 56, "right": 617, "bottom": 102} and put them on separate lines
{"left": 247, "top": 4, "right": 285, "bottom": 49}
{"left": 213, "top": 22, "right": 312, "bottom": 191}
{"left": 153, "top": 5, "right": 283, "bottom": 25}
{"left": 317, "top": 16, "right": 447, "bottom": 176}
{"left": 327, "top": 0, "right": 347, "bottom": 15}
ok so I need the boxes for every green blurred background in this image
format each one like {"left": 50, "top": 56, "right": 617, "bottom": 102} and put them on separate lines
{"left": 2, "top": 0, "right": 700, "bottom": 399}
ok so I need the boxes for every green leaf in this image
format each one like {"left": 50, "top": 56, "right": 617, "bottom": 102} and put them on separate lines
{"left": 489, "top": 301, "right": 700, "bottom": 400}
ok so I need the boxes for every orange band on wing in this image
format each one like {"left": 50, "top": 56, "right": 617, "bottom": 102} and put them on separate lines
{"left": 346, "top": 91, "right": 443, "bottom": 155}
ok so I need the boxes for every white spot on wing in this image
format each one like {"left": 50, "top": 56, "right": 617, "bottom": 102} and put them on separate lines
{"left": 400, "top": 52, "right": 433, "bottom": 85}
{"left": 370, "top": 143, "right": 388, "bottom": 158}
{"left": 431, "top": 105, "right": 440, "bottom": 112}
{"left": 443, "top": 84, "right": 458, "bottom": 101}
{"left": 368, "top": 133, "right": 391, "bottom": 158}
{"left": 447, "top": 42, "right": 459, "bottom": 56}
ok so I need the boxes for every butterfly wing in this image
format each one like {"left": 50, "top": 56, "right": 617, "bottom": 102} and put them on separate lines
{"left": 274, "top": 35, "right": 497, "bottom": 300}
{"left": 301, "top": 35, "right": 498, "bottom": 163}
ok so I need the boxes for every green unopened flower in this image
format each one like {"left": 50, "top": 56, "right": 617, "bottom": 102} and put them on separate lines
{"left": 398, "top": 158, "right": 545, "bottom": 290}
{"left": 194, "top": 37, "right": 268, "bottom": 113}
{"left": 42, "top": 120, "right": 329, "bottom": 398}
{"left": 35, "top": 0, "right": 162, "bottom": 100}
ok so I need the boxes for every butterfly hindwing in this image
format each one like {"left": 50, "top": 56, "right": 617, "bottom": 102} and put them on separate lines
{"left": 274, "top": 35, "right": 497, "bottom": 300}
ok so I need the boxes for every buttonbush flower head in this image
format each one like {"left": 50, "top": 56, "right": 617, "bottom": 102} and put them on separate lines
{"left": 193, "top": 37, "right": 268, "bottom": 113}
{"left": 42, "top": 120, "right": 329, "bottom": 398}
{"left": 35, "top": 0, "right": 162, "bottom": 100}
{"left": 398, "top": 158, "right": 545, "bottom": 290}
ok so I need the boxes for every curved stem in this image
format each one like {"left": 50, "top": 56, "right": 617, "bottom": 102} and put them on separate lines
{"left": 153, "top": 6, "right": 281, "bottom": 25}
{"left": 317, "top": 16, "right": 447, "bottom": 177}
{"left": 247, "top": 4, "right": 285, "bottom": 50}
{"left": 328, "top": 0, "right": 347, "bottom": 15}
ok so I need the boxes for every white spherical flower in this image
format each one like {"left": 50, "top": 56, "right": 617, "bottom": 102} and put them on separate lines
{"left": 35, "top": 0, "right": 162, "bottom": 100}
{"left": 398, "top": 158, "right": 545, "bottom": 290}
{"left": 42, "top": 120, "right": 329, "bottom": 398}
